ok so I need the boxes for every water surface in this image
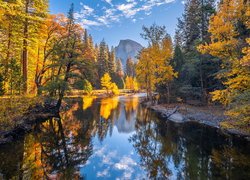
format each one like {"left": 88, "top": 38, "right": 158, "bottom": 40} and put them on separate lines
{"left": 0, "top": 94, "right": 249, "bottom": 179}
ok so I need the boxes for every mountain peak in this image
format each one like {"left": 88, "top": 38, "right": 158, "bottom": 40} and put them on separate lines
{"left": 115, "top": 39, "right": 143, "bottom": 68}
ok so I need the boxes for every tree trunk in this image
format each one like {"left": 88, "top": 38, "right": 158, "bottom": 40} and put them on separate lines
{"left": 167, "top": 83, "right": 170, "bottom": 104}
{"left": 22, "top": 0, "right": 29, "bottom": 94}
{"left": 56, "top": 62, "right": 71, "bottom": 108}
{"left": 200, "top": 0, "right": 205, "bottom": 103}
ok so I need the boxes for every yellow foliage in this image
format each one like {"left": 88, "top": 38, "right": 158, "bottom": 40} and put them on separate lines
{"left": 82, "top": 96, "right": 96, "bottom": 110}
{"left": 101, "top": 73, "right": 119, "bottom": 95}
{"left": 198, "top": 0, "right": 250, "bottom": 124}
{"left": 125, "top": 76, "right": 139, "bottom": 91}
{"left": 100, "top": 97, "right": 119, "bottom": 119}
{"left": 111, "top": 83, "right": 119, "bottom": 95}
{"left": 136, "top": 37, "right": 176, "bottom": 96}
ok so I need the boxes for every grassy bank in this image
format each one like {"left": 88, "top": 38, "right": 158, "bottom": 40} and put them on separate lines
{"left": 0, "top": 96, "right": 43, "bottom": 132}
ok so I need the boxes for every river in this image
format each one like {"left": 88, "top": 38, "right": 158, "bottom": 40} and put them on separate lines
{"left": 0, "top": 94, "right": 249, "bottom": 179}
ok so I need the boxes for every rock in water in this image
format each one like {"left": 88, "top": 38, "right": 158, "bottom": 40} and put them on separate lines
{"left": 115, "top": 39, "right": 143, "bottom": 67}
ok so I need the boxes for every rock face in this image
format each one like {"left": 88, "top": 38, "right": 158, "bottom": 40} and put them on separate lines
{"left": 115, "top": 39, "right": 143, "bottom": 67}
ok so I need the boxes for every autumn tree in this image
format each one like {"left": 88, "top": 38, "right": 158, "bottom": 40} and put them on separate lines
{"left": 34, "top": 14, "right": 65, "bottom": 95}
{"left": 39, "top": 4, "right": 86, "bottom": 107}
{"left": 137, "top": 24, "right": 176, "bottom": 101}
{"left": 0, "top": 1, "right": 24, "bottom": 94}
{"left": 125, "top": 76, "right": 138, "bottom": 91}
{"left": 21, "top": 0, "right": 48, "bottom": 94}
{"left": 198, "top": 0, "right": 250, "bottom": 127}
{"left": 101, "top": 73, "right": 119, "bottom": 95}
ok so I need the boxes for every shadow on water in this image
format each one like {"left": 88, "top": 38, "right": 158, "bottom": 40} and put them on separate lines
{"left": 0, "top": 95, "right": 249, "bottom": 179}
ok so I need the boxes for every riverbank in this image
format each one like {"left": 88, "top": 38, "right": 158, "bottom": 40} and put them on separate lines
{"left": 0, "top": 97, "right": 59, "bottom": 145}
{"left": 65, "top": 89, "right": 142, "bottom": 98}
{"left": 145, "top": 102, "right": 250, "bottom": 141}
{"left": 0, "top": 92, "right": 140, "bottom": 145}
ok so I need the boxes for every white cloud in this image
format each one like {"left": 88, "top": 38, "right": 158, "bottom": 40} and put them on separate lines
{"left": 97, "top": 168, "right": 110, "bottom": 177}
{"left": 79, "top": 19, "right": 102, "bottom": 28}
{"left": 102, "top": 150, "right": 117, "bottom": 165}
{"left": 114, "top": 156, "right": 137, "bottom": 179}
{"left": 114, "top": 156, "right": 137, "bottom": 170}
{"left": 104, "top": 0, "right": 113, "bottom": 5}
{"left": 117, "top": 2, "right": 138, "bottom": 18}
{"left": 74, "top": 4, "right": 94, "bottom": 20}
{"left": 75, "top": 0, "right": 175, "bottom": 28}
{"left": 94, "top": 146, "right": 106, "bottom": 156}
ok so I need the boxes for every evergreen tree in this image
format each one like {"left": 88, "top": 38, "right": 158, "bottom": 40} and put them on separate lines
{"left": 172, "top": 45, "right": 184, "bottom": 73}
{"left": 108, "top": 46, "right": 116, "bottom": 74}
{"left": 83, "top": 79, "right": 93, "bottom": 95}
{"left": 97, "top": 39, "right": 109, "bottom": 78}
{"left": 174, "top": 0, "right": 216, "bottom": 102}
{"left": 126, "top": 57, "right": 135, "bottom": 77}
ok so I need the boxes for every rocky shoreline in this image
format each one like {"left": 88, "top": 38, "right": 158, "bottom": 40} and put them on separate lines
{"left": 145, "top": 103, "right": 250, "bottom": 141}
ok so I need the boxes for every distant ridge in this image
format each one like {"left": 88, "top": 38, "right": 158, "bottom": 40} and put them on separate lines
{"left": 115, "top": 39, "right": 143, "bottom": 67}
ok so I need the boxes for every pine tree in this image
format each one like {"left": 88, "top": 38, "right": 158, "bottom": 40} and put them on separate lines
{"left": 108, "top": 46, "right": 116, "bottom": 74}
{"left": 116, "top": 58, "right": 124, "bottom": 77}
{"left": 172, "top": 45, "right": 184, "bottom": 73}
{"left": 126, "top": 57, "right": 135, "bottom": 77}
{"left": 174, "top": 0, "right": 216, "bottom": 102}
{"left": 98, "top": 39, "right": 109, "bottom": 78}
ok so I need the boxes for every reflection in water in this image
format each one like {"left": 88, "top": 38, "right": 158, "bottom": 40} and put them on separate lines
{"left": 115, "top": 96, "right": 139, "bottom": 133}
{"left": 0, "top": 102, "right": 93, "bottom": 179}
{"left": 212, "top": 146, "right": 250, "bottom": 178}
{"left": 131, "top": 109, "right": 250, "bottom": 179}
{"left": 0, "top": 95, "right": 249, "bottom": 179}
{"left": 99, "top": 97, "right": 119, "bottom": 120}
{"left": 82, "top": 96, "right": 96, "bottom": 110}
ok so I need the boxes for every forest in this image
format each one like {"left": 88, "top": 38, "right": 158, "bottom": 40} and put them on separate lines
{"left": 0, "top": 0, "right": 249, "bottom": 179}
{"left": 0, "top": 0, "right": 249, "bottom": 134}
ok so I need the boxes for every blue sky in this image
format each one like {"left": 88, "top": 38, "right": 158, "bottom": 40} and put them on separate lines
{"left": 49, "top": 0, "right": 185, "bottom": 47}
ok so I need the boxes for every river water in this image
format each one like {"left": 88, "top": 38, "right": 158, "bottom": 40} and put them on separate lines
{"left": 0, "top": 94, "right": 249, "bottom": 179}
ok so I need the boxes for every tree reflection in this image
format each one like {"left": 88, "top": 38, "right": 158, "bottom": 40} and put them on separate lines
{"left": 1, "top": 96, "right": 249, "bottom": 179}
{"left": 123, "top": 96, "right": 139, "bottom": 122}
{"left": 0, "top": 100, "right": 94, "bottom": 179}
{"left": 130, "top": 108, "right": 250, "bottom": 179}
{"left": 211, "top": 146, "right": 250, "bottom": 178}
{"left": 82, "top": 96, "right": 96, "bottom": 110}
{"left": 130, "top": 108, "right": 171, "bottom": 178}
{"left": 99, "top": 97, "right": 119, "bottom": 120}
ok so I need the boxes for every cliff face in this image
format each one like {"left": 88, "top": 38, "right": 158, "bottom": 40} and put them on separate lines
{"left": 115, "top": 39, "right": 143, "bottom": 67}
